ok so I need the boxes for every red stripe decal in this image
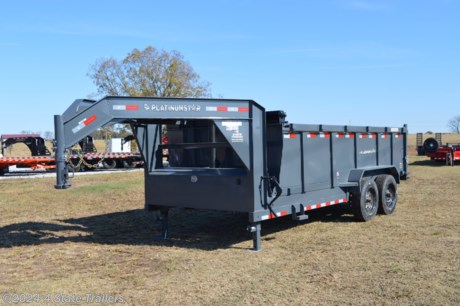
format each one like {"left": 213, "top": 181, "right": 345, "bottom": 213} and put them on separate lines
{"left": 126, "top": 105, "right": 139, "bottom": 111}
{"left": 84, "top": 115, "right": 97, "bottom": 126}
{"left": 217, "top": 106, "right": 228, "bottom": 112}
{"left": 238, "top": 107, "right": 249, "bottom": 112}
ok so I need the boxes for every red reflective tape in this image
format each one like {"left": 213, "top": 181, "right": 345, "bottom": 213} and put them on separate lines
{"left": 326, "top": 201, "right": 331, "bottom": 206}
{"left": 84, "top": 115, "right": 97, "bottom": 126}
{"left": 324, "top": 133, "right": 331, "bottom": 138}
{"left": 126, "top": 105, "right": 139, "bottom": 111}
{"left": 342, "top": 198, "right": 348, "bottom": 203}
{"left": 269, "top": 213, "right": 276, "bottom": 219}
{"left": 217, "top": 106, "right": 228, "bottom": 112}
{"left": 238, "top": 107, "right": 249, "bottom": 112}
{"left": 280, "top": 211, "right": 288, "bottom": 217}
{"left": 307, "top": 133, "right": 317, "bottom": 138}
{"left": 337, "top": 134, "right": 344, "bottom": 139}
{"left": 290, "top": 134, "right": 296, "bottom": 139}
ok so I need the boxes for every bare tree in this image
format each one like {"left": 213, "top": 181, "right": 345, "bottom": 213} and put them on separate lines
{"left": 43, "top": 131, "right": 54, "bottom": 140}
{"left": 88, "top": 46, "right": 211, "bottom": 98}
{"left": 447, "top": 115, "right": 460, "bottom": 133}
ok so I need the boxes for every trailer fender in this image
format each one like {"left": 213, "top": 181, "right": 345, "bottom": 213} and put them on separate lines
{"left": 347, "top": 166, "right": 400, "bottom": 190}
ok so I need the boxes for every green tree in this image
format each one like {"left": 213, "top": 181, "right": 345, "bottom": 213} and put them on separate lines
{"left": 447, "top": 115, "right": 460, "bottom": 133}
{"left": 88, "top": 46, "right": 211, "bottom": 98}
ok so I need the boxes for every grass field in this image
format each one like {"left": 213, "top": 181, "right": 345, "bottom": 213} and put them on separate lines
{"left": 0, "top": 156, "right": 459, "bottom": 305}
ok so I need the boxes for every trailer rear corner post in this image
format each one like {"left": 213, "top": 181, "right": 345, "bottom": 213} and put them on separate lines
{"left": 54, "top": 114, "right": 70, "bottom": 189}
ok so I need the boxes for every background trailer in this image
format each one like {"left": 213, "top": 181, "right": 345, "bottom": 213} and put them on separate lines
{"left": 54, "top": 97, "right": 408, "bottom": 251}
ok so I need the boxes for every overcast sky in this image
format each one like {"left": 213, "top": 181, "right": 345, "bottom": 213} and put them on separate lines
{"left": 1, "top": 0, "right": 459, "bottom": 134}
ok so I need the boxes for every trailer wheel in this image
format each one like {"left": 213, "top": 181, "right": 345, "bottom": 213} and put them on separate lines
{"left": 352, "top": 179, "right": 379, "bottom": 222}
{"left": 123, "top": 159, "right": 137, "bottom": 169}
{"left": 102, "top": 159, "right": 117, "bottom": 169}
{"left": 375, "top": 175, "right": 397, "bottom": 215}
{"left": 423, "top": 138, "right": 439, "bottom": 154}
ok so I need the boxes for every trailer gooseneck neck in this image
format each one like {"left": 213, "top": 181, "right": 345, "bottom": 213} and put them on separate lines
{"left": 55, "top": 96, "right": 408, "bottom": 251}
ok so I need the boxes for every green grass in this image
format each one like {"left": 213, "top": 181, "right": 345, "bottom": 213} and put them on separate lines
{"left": 0, "top": 158, "right": 459, "bottom": 305}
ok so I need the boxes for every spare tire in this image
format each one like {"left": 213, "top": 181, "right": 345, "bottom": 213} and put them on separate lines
{"left": 423, "top": 137, "right": 439, "bottom": 154}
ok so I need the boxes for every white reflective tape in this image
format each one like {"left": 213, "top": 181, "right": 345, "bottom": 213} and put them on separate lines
{"left": 227, "top": 107, "right": 239, "bottom": 112}
{"left": 72, "top": 122, "right": 85, "bottom": 134}
{"left": 113, "top": 105, "right": 127, "bottom": 110}
{"left": 206, "top": 106, "right": 217, "bottom": 111}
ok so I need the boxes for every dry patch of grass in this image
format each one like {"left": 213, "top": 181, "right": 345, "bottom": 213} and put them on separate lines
{"left": 0, "top": 158, "right": 459, "bottom": 305}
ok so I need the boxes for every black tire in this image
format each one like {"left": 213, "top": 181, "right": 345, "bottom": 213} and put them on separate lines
{"left": 375, "top": 175, "right": 397, "bottom": 215}
{"left": 423, "top": 138, "right": 439, "bottom": 154}
{"left": 102, "top": 159, "right": 117, "bottom": 169}
{"left": 123, "top": 159, "right": 137, "bottom": 169}
{"left": 352, "top": 179, "right": 379, "bottom": 222}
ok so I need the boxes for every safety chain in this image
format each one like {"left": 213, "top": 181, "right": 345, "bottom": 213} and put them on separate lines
{"left": 67, "top": 135, "right": 112, "bottom": 170}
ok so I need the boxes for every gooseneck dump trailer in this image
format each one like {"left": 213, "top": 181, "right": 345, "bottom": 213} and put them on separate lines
{"left": 55, "top": 97, "right": 408, "bottom": 251}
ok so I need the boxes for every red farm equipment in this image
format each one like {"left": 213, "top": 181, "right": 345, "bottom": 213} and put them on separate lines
{"left": 0, "top": 133, "right": 143, "bottom": 175}
{"left": 417, "top": 133, "right": 460, "bottom": 166}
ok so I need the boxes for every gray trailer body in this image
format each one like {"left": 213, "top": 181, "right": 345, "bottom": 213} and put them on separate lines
{"left": 55, "top": 97, "right": 408, "bottom": 250}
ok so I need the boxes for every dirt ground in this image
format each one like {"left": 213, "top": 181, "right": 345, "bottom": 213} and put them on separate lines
{"left": 0, "top": 156, "right": 459, "bottom": 305}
